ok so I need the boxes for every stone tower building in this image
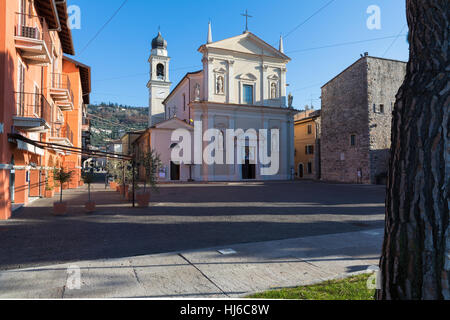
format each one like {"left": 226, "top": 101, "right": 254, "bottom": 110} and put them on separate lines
{"left": 147, "top": 31, "right": 171, "bottom": 127}
{"left": 320, "top": 55, "right": 406, "bottom": 184}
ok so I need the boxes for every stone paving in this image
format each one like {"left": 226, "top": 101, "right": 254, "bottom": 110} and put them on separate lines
{"left": 0, "top": 181, "right": 386, "bottom": 271}
{"left": 0, "top": 228, "right": 383, "bottom": 299}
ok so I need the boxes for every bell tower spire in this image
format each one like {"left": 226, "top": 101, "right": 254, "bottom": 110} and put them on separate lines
{"left": 147, "top": 30, "right": 172, "bottom": 127}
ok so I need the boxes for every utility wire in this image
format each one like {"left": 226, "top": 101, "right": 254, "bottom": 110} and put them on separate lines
{"left": 78, "top": 0, "right": 130, "bottom": 56}
{"left": 95, "top": 65, "right": 202, "bottom": 83}
{"left": 286, "top": 34, "right": 408, "bottom": 54}
{"left": 88, "top": 113, "right": 145, "bottom": 131}
{"left": 283, "top": 0, "right": 336, "bottom": 39}
{"left": 382, "top": 24, "right": 408, "bottom": 57}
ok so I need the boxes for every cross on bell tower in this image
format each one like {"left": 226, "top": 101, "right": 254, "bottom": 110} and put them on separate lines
{"left": 241, "top": 9, "right": 253, "bottom": 33}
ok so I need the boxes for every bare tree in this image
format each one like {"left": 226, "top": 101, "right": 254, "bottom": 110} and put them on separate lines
{"left": 377, "top": 0, "right": 449, "bottom": 300}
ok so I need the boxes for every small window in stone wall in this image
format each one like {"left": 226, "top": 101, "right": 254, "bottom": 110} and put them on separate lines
{"left": 307, "top": 124, "right": 312, "bottom": 135}
{"left": 379, "top": 104, "right": 384, "bottom": 114}
{"left": 350, "top": 134, "right": 356, "bottom": 146}
{"left": 307, "top": 162, "right": 313, "bottom": 174}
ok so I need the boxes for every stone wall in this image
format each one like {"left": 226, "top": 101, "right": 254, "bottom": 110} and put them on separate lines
{"left": 321, "top": 58, "right": 370, "bottom": 183}
{"left": 320, "top": 56, "right": 406, "bottom": 184}
{"left": 366, "top": 57, "right": 406, "bottom": 183}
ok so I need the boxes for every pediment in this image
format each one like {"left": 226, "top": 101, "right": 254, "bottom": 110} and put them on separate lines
{"left": 213, "top": 67, "right": 227, "bottom": 73}
{"left": 203, "top": 32, "right": 290, "bottom": 61}
{"left": 154, "top": 118, "right": 193, "bottom": 130}
{"left": 238, "top": 73, "right": 257, "bottom": 81}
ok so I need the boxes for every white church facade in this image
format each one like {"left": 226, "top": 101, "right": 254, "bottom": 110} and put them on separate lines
{"left": 142, "top": 25, "right": 296, "bottom": 182}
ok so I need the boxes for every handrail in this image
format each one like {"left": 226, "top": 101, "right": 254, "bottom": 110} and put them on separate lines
{"left": 15, "top": 12, "right": 52, "bottom": 54}
{"left": 14, "top": 92, "right": 52, "bottom": 124}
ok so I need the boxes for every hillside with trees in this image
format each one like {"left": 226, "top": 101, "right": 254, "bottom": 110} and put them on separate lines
{"left": 87, "top": 103, "right": 148, "bottom": 147}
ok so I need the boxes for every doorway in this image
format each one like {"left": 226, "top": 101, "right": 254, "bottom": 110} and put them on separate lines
{"left": 10, "top": 157, "right": 15, "bottom": 203}
{"left": 298, "top": 163, "right": 304, "bottom": 178}
{"left": 242, "top": 147, "right": 256, "bottom": 180}
{"left": 170, "top": 161, "right": 180, "bottom": 181}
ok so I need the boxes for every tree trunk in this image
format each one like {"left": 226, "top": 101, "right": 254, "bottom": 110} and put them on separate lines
{"left": 377, "top": 0, "right": 449, "bottom": 300}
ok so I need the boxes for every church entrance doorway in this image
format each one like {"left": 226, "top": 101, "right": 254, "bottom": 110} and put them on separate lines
{"left": 242, "top": 147, "right": 256, "bottom": 180}
{"left": 170, "top": 161, "right": 180, "bottom": 181}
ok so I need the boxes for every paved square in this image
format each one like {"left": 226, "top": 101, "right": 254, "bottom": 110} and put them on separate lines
{"left": 0, "top": 181, "right": 386, "bottom": 271}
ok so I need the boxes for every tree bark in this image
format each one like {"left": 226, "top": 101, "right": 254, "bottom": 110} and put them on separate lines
{"left": 377, "top": 0, "right": 449, "bottom": 300}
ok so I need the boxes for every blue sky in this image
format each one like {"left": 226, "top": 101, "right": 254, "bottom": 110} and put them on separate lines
{"left": 68, "top": 0, "right": 409, "bottom": 109}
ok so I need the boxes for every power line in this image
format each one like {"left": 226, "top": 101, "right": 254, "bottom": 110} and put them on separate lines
{"left": 382, "top": 24, "right": 408, "bottom": 57}
{"left": 88, "top": 113, "right": 145, "bottom": 131}
{"left": 286, "top": 34, "right": 408, "bottom": 54}
{"left": 78, "top": 0, "right": 130, "bottom": 56}
{"left": 283, "top": 0, "right": 336, "bottom": 39}
{"left": 95, "top": 65, "right": 202, "bottom": 83}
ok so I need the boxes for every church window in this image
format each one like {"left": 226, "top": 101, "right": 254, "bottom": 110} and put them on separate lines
{"left": 243, "top": 84, "right": 253, "bottom": 104}
{"left": 156, "top": 63, "right": 165, "bottom": 79}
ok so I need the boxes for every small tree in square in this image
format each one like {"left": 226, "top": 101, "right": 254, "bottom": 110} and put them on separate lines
{"left": 141, "top": 149, "right": 162, "bottom": 192}
{"left": 53, "top": 168, "right": 73, "bottom": 203}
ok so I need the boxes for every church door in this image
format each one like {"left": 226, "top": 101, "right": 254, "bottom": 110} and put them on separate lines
{"left": 242, "top": 147, "right": 256, "bottom": 180}
{"left": 170, "top": 161, "right": 180, "bottom": 181}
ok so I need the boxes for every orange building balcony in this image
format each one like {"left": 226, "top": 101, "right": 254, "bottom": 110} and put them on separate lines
{"left": 13, "top": 92, "right": 52, "bottom": 132}
{"left": 14, "top": 13, "right": 52, "bottom": 65}
{"left": 49, "top": 124, "right": 74, "bottom": 147}
{"left": 49, "top": 73, "right": 74, "bottom": 111}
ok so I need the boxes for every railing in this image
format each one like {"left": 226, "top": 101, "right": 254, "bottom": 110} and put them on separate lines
{"left": 14, "top": 92, "right": 52, "bottom": 123}
{"left": 65, "top": 124, "right": 74, "bottom": 144}
{"left": 15, "top": 13, "right": 52, "bottom": 54}
{"left": 51, "top": 73, "right": 74, "bottom": 102}
{"left": 50, "top": 124, "right": 74, "bottom": 144}
{"left": 55, "top": 108, "right": 64, "bottom": 123}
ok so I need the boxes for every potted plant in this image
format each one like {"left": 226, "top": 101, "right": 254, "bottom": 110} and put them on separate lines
{"left": 44, "top": 175, "right": 54, "bottom": 198}
{"left": 137, "top": 149, "right": 162, "bottom": 207}
{"left": 82, "top": 171, "right": 96, "bottom": 213}
{"left": 53, "top": 168, "right": 73, "bottom": 216}
{"left": 116, "top": 161, "right": 132, "bottom": 198}
{"left": 106, "top": 160, "right": 119, "bottom": 190}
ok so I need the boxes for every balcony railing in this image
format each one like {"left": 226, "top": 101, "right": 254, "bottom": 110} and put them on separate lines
{"left": 14, "top": 92, "right": 52, "bottom": 122}
{"left": 50, "top": 124, "right": 74, "bottom": 145}
{"left": 14, "top": 13, "right": 52, "bottom": 64}
{"left": 50, "top": 73, "right": 74, "bottom": 110}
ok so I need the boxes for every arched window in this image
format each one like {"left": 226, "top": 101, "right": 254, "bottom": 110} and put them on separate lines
{"left": 156, "top": 63, "right": 165, "bottom": 79}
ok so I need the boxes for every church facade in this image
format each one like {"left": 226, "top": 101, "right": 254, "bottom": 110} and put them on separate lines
{"left": 141, "top": 26, "right": 295, "bottom": 182}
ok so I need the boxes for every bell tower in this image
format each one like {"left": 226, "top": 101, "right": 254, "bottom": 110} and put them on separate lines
{"left": 147, "top": 31, "right": 171, "bottom": 127}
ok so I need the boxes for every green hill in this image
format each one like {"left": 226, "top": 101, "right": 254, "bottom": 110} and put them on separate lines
{"left": 87, "top": 103, "right": 148, "bottom": 147}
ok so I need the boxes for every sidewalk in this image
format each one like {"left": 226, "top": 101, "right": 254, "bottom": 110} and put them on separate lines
{"left": 0, "top": 228, "right": 383, "bottom": 299}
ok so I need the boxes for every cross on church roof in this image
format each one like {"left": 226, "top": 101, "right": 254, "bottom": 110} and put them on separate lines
{"left": 241, "top": 9, "right": 253, "bottom": 32}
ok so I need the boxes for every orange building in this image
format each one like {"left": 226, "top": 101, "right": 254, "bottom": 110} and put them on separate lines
{"left": 0, "top": 0, "right": 90, "bottom": 220}
{"left": 294, "top": 109, "right": 321, "bottom": 179}
{"left": 62, "top": 56, "right": 91, "bottom": 188}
